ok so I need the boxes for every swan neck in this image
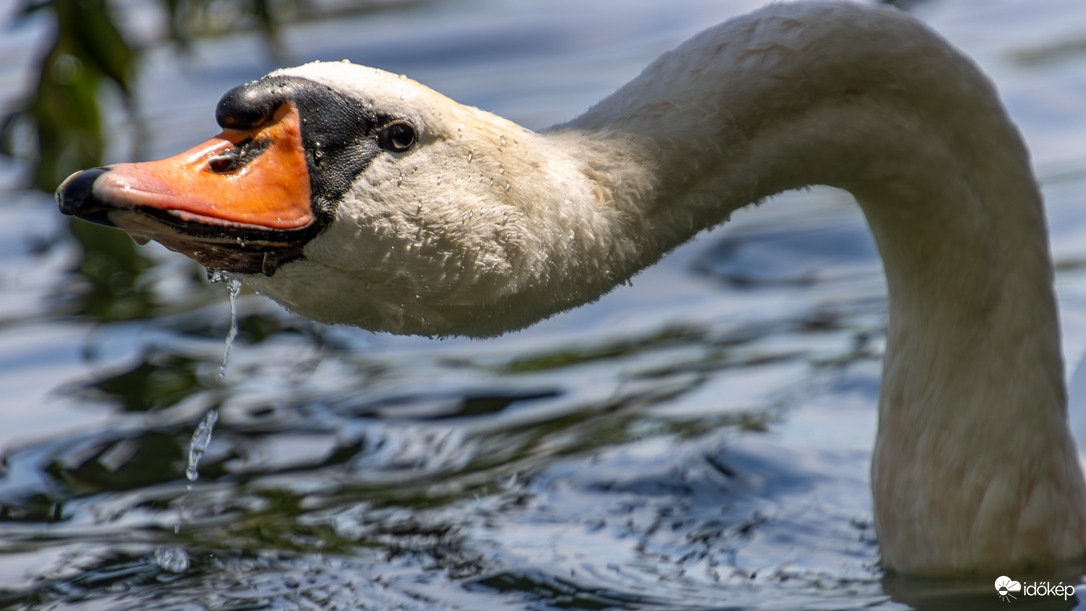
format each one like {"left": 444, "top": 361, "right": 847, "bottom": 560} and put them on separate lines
{"left": 565, "top": 2, "right": 1086, "bottom": 573}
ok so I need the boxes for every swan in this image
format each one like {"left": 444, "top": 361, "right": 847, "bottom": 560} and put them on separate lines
{"left": 55, "top": 1, "right": 1086, "bottom": 577}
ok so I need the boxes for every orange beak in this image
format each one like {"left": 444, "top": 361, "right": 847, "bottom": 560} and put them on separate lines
{"left": 57, "top": 101, "right": 318, "bottom": 274}
{"left": 91, "top": 102, "right": 313, "bottom": 230}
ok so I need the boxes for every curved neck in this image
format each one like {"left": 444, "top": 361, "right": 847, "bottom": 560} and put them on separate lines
{"left": 557, "top": 2, "right": 1085, "bottom": 574}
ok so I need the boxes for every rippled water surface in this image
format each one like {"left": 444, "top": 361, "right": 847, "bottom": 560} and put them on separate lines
{"left": 4, "top": 0, "right": 1086, "bottom": 609}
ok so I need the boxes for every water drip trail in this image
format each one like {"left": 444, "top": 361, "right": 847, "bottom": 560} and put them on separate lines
{"left": 185, "top": 407, "right": 219, "bottom": 484}
{"left": 154, "top": 273, "right": 238, "bottom": 573}
{"left": 213, "top": 271, "right": 243, "bottom": 380}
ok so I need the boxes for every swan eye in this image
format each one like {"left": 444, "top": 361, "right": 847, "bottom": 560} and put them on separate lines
{"left": 379, "top": 121, "right": 417, "bottom": 152}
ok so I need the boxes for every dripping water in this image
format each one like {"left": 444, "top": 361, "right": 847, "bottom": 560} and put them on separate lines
{"left": 154, "top": 272, "right": 239, "bottom": 573}
{"left": 210, "top": 270, "right": 242, "bottom": 380}
{"left": 185, "top": 407, "right": 220, "bottom": 484}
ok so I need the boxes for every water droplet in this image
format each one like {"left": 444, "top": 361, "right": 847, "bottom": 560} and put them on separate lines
{"left": 154, "top": 546, "right": 190, "bottom": 573}
{"left": 186, "top": 407, "right": 219, "bottom": 482}
{"left": 261, "top": 251, "right": 278, "bottom": 277}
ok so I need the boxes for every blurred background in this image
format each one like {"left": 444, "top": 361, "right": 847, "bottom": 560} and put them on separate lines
{"left": 2, "top": 0, "right": 1086, "bottom": 608}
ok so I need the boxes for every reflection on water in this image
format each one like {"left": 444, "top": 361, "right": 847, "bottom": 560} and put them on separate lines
{"left": 3, "top": 0, "right": 1086, "bottom": 609}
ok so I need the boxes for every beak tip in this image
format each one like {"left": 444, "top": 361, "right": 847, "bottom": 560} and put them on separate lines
{"left": 56, "top": 168, "right": 107, "bottom": 213}
{"left": 56, "top": 168, "right": 119, "bottom": 227}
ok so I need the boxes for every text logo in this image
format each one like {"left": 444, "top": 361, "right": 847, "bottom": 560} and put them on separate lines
{"left": 995, "top": 576, "right": 1076, "bottom": 603}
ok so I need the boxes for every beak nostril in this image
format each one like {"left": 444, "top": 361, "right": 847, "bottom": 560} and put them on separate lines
{"left": 207, "top": 139, "right": 272, "bottom": 174}
{"left": 209, "top": 151, "right": 241, "bottom": 173}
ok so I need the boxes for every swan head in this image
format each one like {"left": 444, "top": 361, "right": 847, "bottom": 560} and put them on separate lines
{"left": 56, "top": 61, "right": 618, "bottom": 336}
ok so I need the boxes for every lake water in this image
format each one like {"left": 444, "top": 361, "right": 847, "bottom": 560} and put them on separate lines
{"left": 3, "top": 0, "right": 1086, "bottom": 609}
